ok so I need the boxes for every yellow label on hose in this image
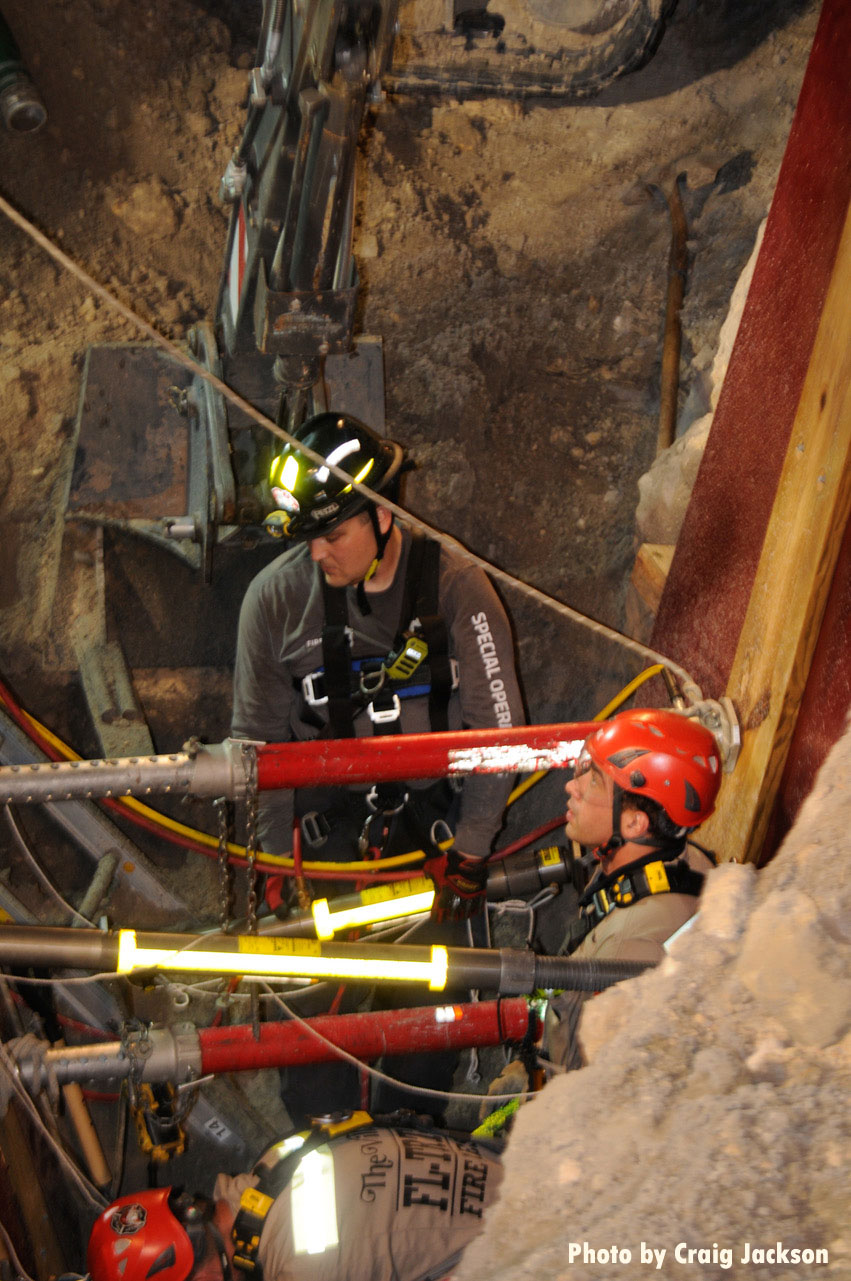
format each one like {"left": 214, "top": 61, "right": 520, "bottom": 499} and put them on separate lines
{"left": 361, "top": 876, "right": 432, "bottom": 906}
{"left": 537, "top": 846, "right": 562, "bottom": 867}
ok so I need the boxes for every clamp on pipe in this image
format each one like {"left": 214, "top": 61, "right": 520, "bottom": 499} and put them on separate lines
{"left": 683, "top": 697, "right": 741, "bottom": 772}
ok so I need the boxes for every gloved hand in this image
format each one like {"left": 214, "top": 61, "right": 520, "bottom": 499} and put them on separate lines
{"left": 429, "top": 849, "right": 488, "bottom": 922}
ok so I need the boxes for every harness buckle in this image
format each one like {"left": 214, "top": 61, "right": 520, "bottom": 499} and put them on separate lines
{"left": 591, "top": 888, "right": 615, "bottom": 919}
{"left": 301, "top": 671, "right": 327, "bottom": 707}
{"left": 367, "top": 693, "right": 401, "bottom": 724}
{"left": 365, "top": 784, "right": 409, "bottom": 815}
{"left": 301, "top": 811, "right": 330, "bottom": 848}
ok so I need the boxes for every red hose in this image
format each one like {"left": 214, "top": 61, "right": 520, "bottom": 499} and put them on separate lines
{"left": 199, "top": 998, "right": 537, "bottom": 1072}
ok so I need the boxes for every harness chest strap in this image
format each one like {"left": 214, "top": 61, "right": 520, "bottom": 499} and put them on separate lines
{"left": 564, "top": 855, "right": 706, "bottom": 955}
{"left": 315, "top": 532, "right": 451, "bottom": 738}
{"left": 587, "top": 857, "right": 705, "bottom": 921}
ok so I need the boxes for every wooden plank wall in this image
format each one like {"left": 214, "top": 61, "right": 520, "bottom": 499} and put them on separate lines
{"left": 649, "top": 0, "right": 851, "bottom": 862}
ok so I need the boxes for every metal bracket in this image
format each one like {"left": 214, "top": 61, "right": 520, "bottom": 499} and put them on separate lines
{"left": 689, "top": 697, "right": 742, "bottom": 773}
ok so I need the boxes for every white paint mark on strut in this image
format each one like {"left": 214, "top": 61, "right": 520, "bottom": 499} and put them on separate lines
{"left": 447, "top": 740, "right": 585, "bottom": 775}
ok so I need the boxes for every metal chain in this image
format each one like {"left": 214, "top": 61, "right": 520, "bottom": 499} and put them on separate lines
{"left": 214, "top": 797, "right": 235, "bottom": 932}
{"left": 242, "top": 744, "right": 259, "bottom": 934}
{"left": 121, "top": 1018, "right": 152, "bottom": 1109}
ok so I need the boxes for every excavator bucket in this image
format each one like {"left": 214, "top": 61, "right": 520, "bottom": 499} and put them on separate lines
{"left": 390, "top": 0, "right": 678, "bottom": 97}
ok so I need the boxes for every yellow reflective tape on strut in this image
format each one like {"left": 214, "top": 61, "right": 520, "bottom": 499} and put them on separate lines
{"left": 361, "top": 875, "right": 433, "bottom": 906}
{"left": 116, "top": 930, "right": 448, "bottom": 989}
{"left": 312, "top": 878, "right": 435, "bottom": 940}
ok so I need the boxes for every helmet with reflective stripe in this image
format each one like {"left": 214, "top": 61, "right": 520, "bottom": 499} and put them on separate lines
{"left": 584, "top": 708, "right": 721, "bottom": 829}
{"left": 267, "top": 412, "right": 405, "bottom": 542}
{"left": 87, "top": 1189, "right": 210, "bottom": 1281}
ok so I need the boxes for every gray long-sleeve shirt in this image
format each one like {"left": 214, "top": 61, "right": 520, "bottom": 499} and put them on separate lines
{"left": 231, "top": 528, "right": 524, "bottom": 857}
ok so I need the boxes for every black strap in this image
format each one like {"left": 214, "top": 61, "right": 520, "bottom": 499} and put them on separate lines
{"left": 564, "top": 852, "right": 705, "bottom": 955}
{"left": 317, "top": 534, "right": 450, "bottom": 739}
{"left": 396, "top": 530, "right": 428, "bottom": 637}
{"left": 320, "top": 581, "right": 355, "bottom": 738}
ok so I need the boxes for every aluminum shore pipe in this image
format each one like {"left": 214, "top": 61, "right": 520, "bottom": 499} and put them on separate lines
{"left": 15, "top": 999, "right": 538, "bottom": 1093}
{"left": 0, "top": 724, "right": 599, "bottom": 805}
{"left": 0, "top": 924, "right": 650, "bottom": 994}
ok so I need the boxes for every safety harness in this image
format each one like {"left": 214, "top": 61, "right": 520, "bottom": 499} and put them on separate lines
{"left": 563, "top": 847, "right": 712, "bottom": 955}
{"left": 307, "top": 530, "right": 454, "bottom": 740}
{"left": 231, "top": 1111, "right": 373, "bottom": 1276}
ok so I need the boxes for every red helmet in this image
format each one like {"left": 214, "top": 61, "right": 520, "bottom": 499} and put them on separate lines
{"left": 88, "top": 1189, "right": 203, "bottom": 1281}
{"left": 584, "top": 708, "right": 721, "bottom": 829}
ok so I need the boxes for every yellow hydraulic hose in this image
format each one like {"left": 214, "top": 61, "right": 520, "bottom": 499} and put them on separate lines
{"left": 505, "top": 664, "right": 665, "bottom": 806}
{"left": 3, "top": 663, "right": 664, "bottom": 873}
{"left": 5, "top": 702, "right": 422, "bottom": 873}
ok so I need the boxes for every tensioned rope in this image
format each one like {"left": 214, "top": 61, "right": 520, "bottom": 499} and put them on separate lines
{"left": 0, "top": 191, "right": 701, "bottom": 703}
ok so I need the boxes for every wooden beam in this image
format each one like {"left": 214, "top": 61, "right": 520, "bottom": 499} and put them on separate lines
{"left": 650, "top": 0, "right": 851, "bottom": 696}
{"left": 698, "top": 200, "right": 851, "bottom": 864}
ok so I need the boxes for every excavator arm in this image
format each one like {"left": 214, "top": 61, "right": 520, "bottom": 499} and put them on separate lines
{"left": 67, "top": 0, "right": 678, "bottom": 578}
{"left": 217, "top": 0, "right": 398, "bottom": 403}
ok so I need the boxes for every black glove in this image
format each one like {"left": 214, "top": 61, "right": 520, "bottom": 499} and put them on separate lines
{"left": 430, "top": 849, "right": 488, "bottom": 922}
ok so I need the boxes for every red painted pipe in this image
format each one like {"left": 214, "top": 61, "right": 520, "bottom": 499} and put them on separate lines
{"left": 255, "top": 723, "right": 597, "bottom": 790}
{"left": 198, "top": 998, "right": 537, "bottom": 1072}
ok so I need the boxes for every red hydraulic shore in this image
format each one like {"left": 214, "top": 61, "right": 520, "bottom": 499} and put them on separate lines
{"left": 198, "top": 999, "right": 537, "bottom": 1072}
{"left": 255, "top": 722, "right": 598, "bottom": 790}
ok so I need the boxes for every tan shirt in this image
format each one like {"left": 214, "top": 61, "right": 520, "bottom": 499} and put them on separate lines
{"left": 571, "top": 844, "right": 713, "bottom": 964}
{"left": 544, "top": 846, "right": 713, "bottom": 1068}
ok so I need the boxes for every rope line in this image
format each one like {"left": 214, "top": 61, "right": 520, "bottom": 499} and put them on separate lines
{"left": 0, "top": 190, "right": 701, "bottom": 704}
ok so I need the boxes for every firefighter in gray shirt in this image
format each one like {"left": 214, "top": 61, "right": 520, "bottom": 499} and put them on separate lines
{"left": 231, "top": 412, "right": 525, "bottom": 924}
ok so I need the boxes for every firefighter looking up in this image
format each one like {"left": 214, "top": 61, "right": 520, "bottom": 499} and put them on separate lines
{"left": 86, "top": 1118, "right": 504, "bottom": 1281}
{"left": 562, "top": 706, "right": 721, "bottom": 961}
{"left": 545, "top": 706, "right": 721, "bottom": 1067}
{"left": 231, "top": 412, "right": 525, "bottom": 922}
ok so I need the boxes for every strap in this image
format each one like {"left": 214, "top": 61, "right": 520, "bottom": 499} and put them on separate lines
{"left": 232, "top": 1112, "right": 373, "bottom": 1275}
{"left": 320, "top": 580, "right": 355, "bottom": 738}
{"left": 396, "top": 530, "right": 428, "bottom": 637}
{"left": 564, "top": 854, "right": 705, "bottom": 954}
{"left": 299, "top": 657, "right": 446, "bottom": 707}
{"left": 315, "top": 534, "right": 451, "bottom": 739}
{"left": 582, "top": 854, "right": 704, "bottom": 921}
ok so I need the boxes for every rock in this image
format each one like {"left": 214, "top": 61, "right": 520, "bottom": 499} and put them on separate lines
{"left": 356, "top": 232, "right": 379, "bottom": 259}
{"left": 735, "top": 890, "right": 851, "bottom": 1048}
{"left": 431, "top": 104, "right": 481, "bottom": 152}
{"left": 708, "top": 217, "right": 766, "bottom": 412}
{"left": 111, "top": 177, "right": 180, "bottom": 240}
{"left": 635, "top": 412, "right": 712, "bottom": 544}
{"left": 697, "top": 861, "right": 756, "bottom": 942}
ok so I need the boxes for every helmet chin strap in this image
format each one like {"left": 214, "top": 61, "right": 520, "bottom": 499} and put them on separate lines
{"left": 356, "top": 506, "right": 392, "bottom": 615}
{"left": 595, "top": 785, "right": 687, "bottom": 862}
{"left": 595, "top": 785, "right": 626, "bottom": 861}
